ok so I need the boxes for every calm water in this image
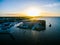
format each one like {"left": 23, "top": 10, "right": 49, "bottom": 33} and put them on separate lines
{"left": 0, "top": 17, "right": 60, "bottom": 45}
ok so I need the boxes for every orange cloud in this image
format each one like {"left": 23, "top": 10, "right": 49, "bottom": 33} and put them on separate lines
{"left": 0, "top": 12, "right": 60, "bottom": 17}
{"left": 41, "top": 12, "right": 60, "bottom": 17}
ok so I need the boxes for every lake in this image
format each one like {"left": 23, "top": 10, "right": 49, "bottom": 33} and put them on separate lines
{"left": 0, "top": 17, "right": 60, "bottom": 45}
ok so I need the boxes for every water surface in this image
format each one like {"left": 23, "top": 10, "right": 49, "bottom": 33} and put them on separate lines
{"left": 0, "top": 17, "right": 60, "bottom": 45}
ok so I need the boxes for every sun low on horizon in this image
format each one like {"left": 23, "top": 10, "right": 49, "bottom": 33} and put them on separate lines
{"left": 23, "top": 7, "right": 41, "bottom": 17}
{"left": 0, "top": 0, "right": 60, "bottom": 17}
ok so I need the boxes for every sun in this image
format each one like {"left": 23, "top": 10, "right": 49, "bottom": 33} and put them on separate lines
{"left": 25, "top": 7, "right": 40, "bottom": 16}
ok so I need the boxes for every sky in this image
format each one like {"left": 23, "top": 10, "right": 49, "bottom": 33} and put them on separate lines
{"left": 0, "top": 0, "right": 60, "bottom": 17}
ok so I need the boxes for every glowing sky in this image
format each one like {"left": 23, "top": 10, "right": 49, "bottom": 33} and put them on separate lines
{"left": 0, "top": 0, "right": 60, "bottom": 16}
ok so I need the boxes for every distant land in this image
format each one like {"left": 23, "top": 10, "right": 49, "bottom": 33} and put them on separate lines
{"left": 0, "top": 15, "right": 60, "bottom": 18}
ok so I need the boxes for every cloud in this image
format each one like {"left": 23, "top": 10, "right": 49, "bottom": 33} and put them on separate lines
{"left": 42, "top": 3, "right": 60, "bottom": 7}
